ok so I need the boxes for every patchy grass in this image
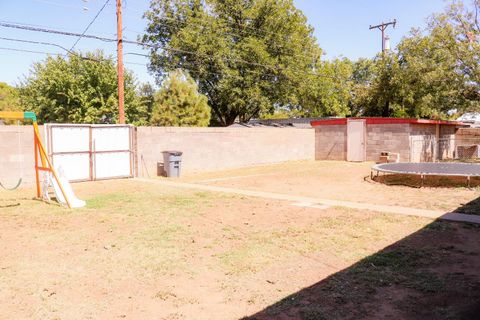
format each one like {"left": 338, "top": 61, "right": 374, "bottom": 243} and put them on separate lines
{"left": 183, "top": 160, "right": 480, "bottom": 212}
{"left": 247, "top": 220, "right": 480, "bottom": 320}
{"left": 1, "top": 178, "right": 480, "bottom": 320}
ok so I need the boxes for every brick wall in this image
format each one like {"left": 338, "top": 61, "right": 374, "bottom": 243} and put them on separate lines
{"left": 0, "top": 125, "right": 44, "bottom": 186}
{"left": 314, "top": 125, "right": 346, "bottom": 160}
{"left": 136, "top": 126, "right": 315, "bottom": 177}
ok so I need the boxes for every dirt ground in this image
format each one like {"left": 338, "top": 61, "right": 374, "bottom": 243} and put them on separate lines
{"left": 181, "top": 161, "right": 480, "bottom": 212}
{"left": 1, "top": 161, "right": 480, "bottom": 320}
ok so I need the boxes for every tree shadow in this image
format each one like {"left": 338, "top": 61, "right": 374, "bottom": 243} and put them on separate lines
{"left": 242, "top": 204, "right": 480, "bottom": 320}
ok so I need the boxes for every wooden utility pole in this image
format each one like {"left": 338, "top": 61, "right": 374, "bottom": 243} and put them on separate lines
{"left": 369, "top": 19, "right": 396, "bottom": 53}
{"left": 116, "top": 0, "right": 125, "bottom": 124}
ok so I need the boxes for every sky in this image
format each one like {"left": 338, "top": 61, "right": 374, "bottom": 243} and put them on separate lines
{"left": 0, "top": 0, "right": 451, "bottom": 87}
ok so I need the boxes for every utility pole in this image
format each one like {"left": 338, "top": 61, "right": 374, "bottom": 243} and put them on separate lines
{"left": 116, "top": 0, "right": 125, "bottom": 124}
{"left": 369, "top": 19, "right": 396, "bottom": 53}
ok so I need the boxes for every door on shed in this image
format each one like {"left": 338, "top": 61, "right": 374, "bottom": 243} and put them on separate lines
{"left": 347, "top": 120, "right": 366, "bottom": 162}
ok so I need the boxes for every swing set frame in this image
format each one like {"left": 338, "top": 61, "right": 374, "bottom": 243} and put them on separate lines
{"left": 0, "top": 111, "right": 72, "bottom": 208}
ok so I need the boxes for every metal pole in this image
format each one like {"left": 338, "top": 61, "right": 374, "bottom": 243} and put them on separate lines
{"left": 116, "top": 0, "right": 125, "bottom": 124}
{"left": 369, "top": 19, "right": 396, "bottom": 53}
{"left": 381, "top": 26, "right": 385, "bottom": 52}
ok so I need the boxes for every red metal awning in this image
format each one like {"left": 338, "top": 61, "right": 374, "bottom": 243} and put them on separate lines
{"left": 310, "top": 117, "right": 465, "bottom": 127}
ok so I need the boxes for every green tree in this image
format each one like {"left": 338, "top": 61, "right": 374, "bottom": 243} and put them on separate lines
{"left": 349, "top": 58, "right": 376, "bottom": 116}
{"left": 349, "top": 1, "right": 479, "bottom": 119}
{"left": 0, "top": 82, "right": 22, "bottom": 112}
{"left": 343, "top": 55, "right": 401, "bottom": 118}
{"left": 297, "top": 58, "right": 353, "bottom": 118}
{"left": 387, "top": 0, "right": 479, "bottom": 118}
{"left": 150, "top": 70, "right": 211, "bottom": 126}
{"left": 137, "top": 82, "right": 156, "bottom": 122}
{"left": 19, "top": 51, "right": 147, "bottom": 124}
{"left": 143, "top": 0, "right": 322, "bottom": 126}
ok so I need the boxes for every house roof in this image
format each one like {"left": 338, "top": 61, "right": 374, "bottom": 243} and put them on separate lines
{"left": 310, "top": 117, "right": 465, "bottom": 127}
{"left": 457, "top": 113, "right": 480, "bottom": 123}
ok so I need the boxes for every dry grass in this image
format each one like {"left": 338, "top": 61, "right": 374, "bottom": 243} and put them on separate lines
{"left": 181, "top": 160, "right": 480, "bottom": 212}
{"left": 0, "top": 166, "right": 479, "bottom": 319}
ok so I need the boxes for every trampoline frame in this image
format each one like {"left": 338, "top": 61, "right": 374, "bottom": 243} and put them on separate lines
{"left": 371, "top": 162, "right": 480, "bottom": 187}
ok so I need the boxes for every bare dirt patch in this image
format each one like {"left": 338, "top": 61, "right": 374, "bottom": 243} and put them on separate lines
{"left": 1, "top": 178, "right": 479, "bottom": 320}
{"left": 182, "top": 161, "right": 480, "bottom": 212}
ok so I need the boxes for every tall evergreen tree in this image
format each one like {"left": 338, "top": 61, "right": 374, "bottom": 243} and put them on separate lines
{"left": 150, "top": 70, "right": 211, "bottom": 126}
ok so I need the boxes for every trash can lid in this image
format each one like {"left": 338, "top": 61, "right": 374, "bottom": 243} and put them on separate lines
{"left": 163, "top": 150, "right": 183, "bottom": 156}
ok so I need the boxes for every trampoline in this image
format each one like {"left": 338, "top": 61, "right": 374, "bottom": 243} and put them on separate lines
{"left": 371, "top": 162, "right": 480, "bottom": 187}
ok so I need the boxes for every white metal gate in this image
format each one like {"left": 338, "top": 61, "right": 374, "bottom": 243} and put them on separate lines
{"left": 45, "top": 124, "right": 135, "bottom": 182}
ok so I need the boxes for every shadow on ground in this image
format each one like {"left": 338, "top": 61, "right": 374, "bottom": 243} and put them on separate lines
{"left": 243, "top": 201, "right": 480, "bottom": 320}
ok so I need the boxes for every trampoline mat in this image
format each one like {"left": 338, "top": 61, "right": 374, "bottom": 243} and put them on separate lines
{"left": 372, "top": 162, "right": 480, "bottom": 177}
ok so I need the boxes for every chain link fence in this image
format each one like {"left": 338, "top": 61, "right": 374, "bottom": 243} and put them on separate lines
{"left": 410, "top": 137, "right": 480, "bottom": 162}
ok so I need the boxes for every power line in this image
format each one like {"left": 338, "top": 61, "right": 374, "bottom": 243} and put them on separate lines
{"left": 30, "top": 0, "right": 86, "bottom": 10}
{"left": 0, "top": 46, "right": 62, "bottom": 56}
{"left": 0, "top": 22, "right": 115, "bottom": 42}
{"left": 0, "top": 19, "right": 117, "bottom": 38}
{"left": 124, "top": 52, "right": 277, "bottom": 80}
{"left": 0, "top": 22, "right": 281, "bottom": 70}
{"left": 107, "top": 0, "right": 309, "bottom": 46}
{"left": 0, "top": 36, "right": 73, "bottom": 55}
{"left": 120, "top": 4, "right": 281, "bottom": 40}
{"left": 0, "top": 22, "right": 340, "bottom": 81}
{"left": 70, "top": 0, "right": 111, "bottom": 51}
{"left": 0, "top": 36, "right": 104, "bottom": 62}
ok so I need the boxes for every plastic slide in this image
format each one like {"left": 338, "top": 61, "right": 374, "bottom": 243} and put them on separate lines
{"left": 51, "top": 167, "right": 86, "bottom": 208}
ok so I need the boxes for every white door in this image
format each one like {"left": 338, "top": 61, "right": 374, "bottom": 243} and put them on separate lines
{"left": 347, "top": 120, "right": 366, "bottom": 162}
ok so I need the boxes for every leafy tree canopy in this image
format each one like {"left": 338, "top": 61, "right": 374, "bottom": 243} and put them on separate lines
{"left": 143, "top": 0, "right": 322, "bottom": 126}
{"left": 349, "top": 0, "right": 479, "bottom": 119}
{"left": 19, "top": 51, "right": 149, "bottom": 125}
{"left": 150, "top": 69, "right": 211, "bottom": 126}
{"left": 0, "top": 82, "right": 22, "bottom": 112}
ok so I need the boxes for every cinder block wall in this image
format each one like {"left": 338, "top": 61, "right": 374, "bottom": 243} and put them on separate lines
{"left": 314, "top": 125, "right": 346, "bottom": 160}
{"left": 409, "top": 124, "right": 457, "bottom": 162}
{"left": 0, "top": 125, "right": 44, "bottom": 186}
{"left": 365, "top": 124, "right": 411, "bottom": 162}
{"left": 136, "top": 127, "right": 315, "bottom": 177}
{"left": 456, "top": 128, "right": 480, "bottom": 144}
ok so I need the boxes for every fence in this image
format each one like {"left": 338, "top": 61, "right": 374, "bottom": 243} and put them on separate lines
{"left": 1, "top": 125, "right": 315, "bottom": 185}
{"left": 136, "top": 126, "right": 315, "bottom": 177}
{"left": 410, "top": 137, "right": 480, "bottom": 162}
{"left": 45, "top": 124, "right": 135, "bottom": 182}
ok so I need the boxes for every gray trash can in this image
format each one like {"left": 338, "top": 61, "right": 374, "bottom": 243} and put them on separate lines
{"left": 162, "top": 151, "right": 183, "bottom": 177}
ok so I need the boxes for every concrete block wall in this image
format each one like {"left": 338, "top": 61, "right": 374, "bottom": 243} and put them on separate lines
{"left": 136, "top": 126, "right": 315, "bottom": 177}
{"left": 0, "top": 125, "right": 44, "bottom": 186}
{"left": 314, "top": 125, "right": 346, "bottom": 160}
{"left": 454, "top": 128, "right": 480, "bottom": 159}
{"left": 409, "top": 124, "right": 458, "bottom": 161}
{"left": 365, "top": 124, "right": 411, "bottom": 162}
{"left": 456, "top": 128, "right": 480, "bottom": 144}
